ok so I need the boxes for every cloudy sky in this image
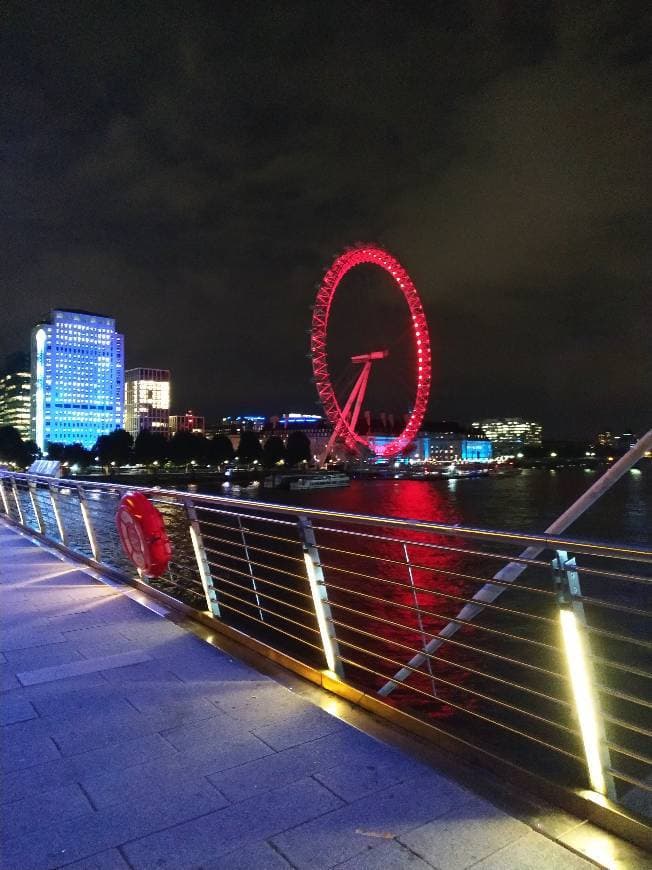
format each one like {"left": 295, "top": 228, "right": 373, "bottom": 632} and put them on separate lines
{"left": 2, "top": 1, "right": 650, "bottom": 437}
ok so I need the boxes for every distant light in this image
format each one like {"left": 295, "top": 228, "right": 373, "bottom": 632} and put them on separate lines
{"left": 516, "top": 452, "right": 524, "bottom": 459}
{"left": 550, "top": 452, "right": 557, "bottom": 458}
{"left": 630, "top": 468, "right": 642, "bottom": 476}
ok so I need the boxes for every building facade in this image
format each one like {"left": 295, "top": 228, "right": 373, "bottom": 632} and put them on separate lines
{"left": 0, "top": 353, "right": 31, "bottom": 440}
{"left": 169, "top": 411, "right": 205, "bottom": 435}
{"left": 472, "top": 418, "right": 542, "bottom": 451}
{"left": 124, "top": 368, "right": 170, "bottom": 439}
{"left": 31, "top": 310, "right": 124, "bottom": 451}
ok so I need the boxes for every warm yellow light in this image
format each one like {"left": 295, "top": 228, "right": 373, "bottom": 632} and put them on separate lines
{"left": 560, "top": 609, "right": 606, "bottom": 795}
{"left": 303, "top": 552, "right": 337, "bottom": 672}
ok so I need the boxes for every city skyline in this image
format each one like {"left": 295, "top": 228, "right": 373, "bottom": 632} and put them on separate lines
{"left": 3, "top": 4, "right": 650, "bottom": 439}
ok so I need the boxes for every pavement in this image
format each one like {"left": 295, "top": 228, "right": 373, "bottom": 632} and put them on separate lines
{"left": 0, "top": 520, "right": 622, "bottom": 869}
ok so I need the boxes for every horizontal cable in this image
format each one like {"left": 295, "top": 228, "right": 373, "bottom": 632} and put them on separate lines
{"left": 574, "top": 594, "right": 652, "bottom": 619}
{"left": 215, "top": 588, "right": 321, "bottom": 637}
{"left": 327, "top": 614, "right": 571, "bottom": 708}
{"left": 319, "top": 560, "right": 557, "bottom": 625}
{"left": 584, "top": 624, "right": 652, "bottom": 651}
{"left": 192, "top": 503, "right": 297, "bottom": 527}
{"left": 337, "top": 655, "right": 583, "bottom": 761}
{"left": 198, "top": 517, "right": 302, "bottom": 548}
{"left": 604, "top": 742, "right": 652, "bottom": 766}
{"left": 602, "top": 712, "right": 652, "bottom": 740}
{"left": 322, "top": 580, "right": 560, "bottom": 653}
{"left": 206, "top": 559, "right": 313, "bottom": 603}
{"left": 202, "top": 530, "right": 305, "bottom": 565}
{"left": 597, "top": 684, "right": 652, "bottom": 711}
{"left": 205, "top": 548, "right": 308, "bottom": 583}
{"left": 215, "top": 600, "right": 324, "bottom": 653}
{"left": 215, "top": 574, "right": 315, "bottom": 621}
{"left": 606, "top": 768, "right": 652, "bottom": 792}
{"left": 332, "top": 634, "right": 579, "bottom": 736}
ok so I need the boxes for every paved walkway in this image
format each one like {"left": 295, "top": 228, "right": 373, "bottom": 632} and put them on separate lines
{"left": 0, "top": 522, "right": 600, "bottom": 869}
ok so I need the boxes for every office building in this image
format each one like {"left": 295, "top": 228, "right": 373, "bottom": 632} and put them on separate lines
{"left": 169, "top": 411, "right": 205, "bottom": 435}
{"left": 472, "top": 418, "right": 542, "bottom": 451}
{"left": 31, "top": 309, "right": 124, "bottom": 451}
{"left": 124, "top": 368, "right": 170, "bottom": 439}
{"left": 0, "top": 353, "right": 31, "bottom": 440}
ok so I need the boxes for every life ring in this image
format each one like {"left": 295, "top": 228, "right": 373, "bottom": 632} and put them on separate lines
{"left": 116, "top": 492, "right": 172, "bottom": 577}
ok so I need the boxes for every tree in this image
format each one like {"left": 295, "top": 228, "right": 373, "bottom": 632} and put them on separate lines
{"left": 0, "top": 426, "right": 38, "bottom": 468}
{"left": 168, "top": 431, "right": 206, "bottom": 465}
{"left": 94, "top": 429, "right": 133, "bottom": 470}
{"left": 262, "top": 435, "right": 286, "bottom": 468}
{"left": 286, "top": 431, "right": 311, "bottom": 466}
{"left": 46, "top": 442, "right": 66, "bottom": 461}
{"left": 63, "top": 442, "right": 93, "bottom": 468}
{"left": 207, "top": 434, "right": 235, "bottom": 465}
{"left": 237, "top": 430, "right": 263, "bottom": 463}
{"left": 134, "top": 430, "right": 168, "bottom": 465}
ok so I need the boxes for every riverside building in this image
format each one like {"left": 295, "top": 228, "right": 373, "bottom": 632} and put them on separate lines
{"left": 124, "top": 368, "right": 170, "bottom": 439}
{"left": 472, "top": 418, "right": 542, "bottom": 453}
{"left": 0, "top": 353, "right": 31, "bottom": 440}
{"left": 31, "top": 309, "right": 124, "bottom": 451}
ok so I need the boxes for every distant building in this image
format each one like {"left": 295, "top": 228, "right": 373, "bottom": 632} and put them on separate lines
{"left": 596, "top": 431, "right": 637, "bottom": 451}
{"left": 31, "top": 309, "right": 124, "bottom": 451}
{"left": 472, "top": 418, "right": 542, "bottom": 452}
{"left": 169, "top": 411, "right": 205, "bottom": 435}
{"left": 0, "top": 353, "right": 31, "bottom": 440}
{"left": 124, "top": 368, "right": 170, "bottom": 439}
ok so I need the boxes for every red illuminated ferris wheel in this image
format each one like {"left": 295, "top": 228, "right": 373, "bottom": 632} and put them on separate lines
{"left": 311, "top": 244, "right": 431, "bottom": 460}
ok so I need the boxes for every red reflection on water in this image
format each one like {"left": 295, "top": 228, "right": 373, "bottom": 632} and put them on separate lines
{"left": 312, "top": 482, "right": 481, "bottom": 720}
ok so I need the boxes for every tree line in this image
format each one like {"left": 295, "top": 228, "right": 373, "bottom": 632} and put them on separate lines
{"left": 0, "top": 425, "right": 312, "bottom": 471}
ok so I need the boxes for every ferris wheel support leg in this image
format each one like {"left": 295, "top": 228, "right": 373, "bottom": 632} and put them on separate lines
{"left": 319, "top": 362, "right": 371, "bottom": 465}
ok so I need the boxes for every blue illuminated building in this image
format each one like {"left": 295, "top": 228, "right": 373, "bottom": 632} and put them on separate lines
{"left": 31, "top": 310, "right": 124, "bottom": 451}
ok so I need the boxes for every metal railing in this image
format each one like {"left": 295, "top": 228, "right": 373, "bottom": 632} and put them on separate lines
{"left": 1, "top": 467, "right": 650, "bottom": 831}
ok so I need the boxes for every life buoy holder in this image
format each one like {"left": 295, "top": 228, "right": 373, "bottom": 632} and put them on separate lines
{"left": 116, "top": 492, "right": 172, "bottom": 577}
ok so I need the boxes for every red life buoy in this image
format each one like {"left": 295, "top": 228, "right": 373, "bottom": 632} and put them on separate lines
{"left": 116, "top": 492, "right": 172, "bottom": 577}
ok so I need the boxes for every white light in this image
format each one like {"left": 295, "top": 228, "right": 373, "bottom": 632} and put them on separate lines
{"left": 303, "top": 553, "right": 337, "bottom": 672}
{"left": 559, "top": 609, "right": 606, "bottom": 795}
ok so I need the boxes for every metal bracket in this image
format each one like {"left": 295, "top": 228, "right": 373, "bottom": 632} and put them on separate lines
{"left": 77, "top": 485, "right": 100, "bottom": 562}
{"left": 49, "top": 484, "right": 68, "bottom": 545}
{"left": 28, "top": 481, "right": 45, "bottom": 534}
{"left": 184, "top": 498, "right": 220, "bottom": 617}
{"left": 9, "top": 476, "right": 24, "bottom": 525}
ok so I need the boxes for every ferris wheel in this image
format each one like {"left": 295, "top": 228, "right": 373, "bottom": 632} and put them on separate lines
{"left": 310, "top": 244, "right": 431, "bottom": 461}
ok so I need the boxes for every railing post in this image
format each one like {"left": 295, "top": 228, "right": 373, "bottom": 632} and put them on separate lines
{"left": 554, "top": 550, "right": 615, "bottom": 799}
{"left": 0, "top": 476, "right": 10, "bottom": 516}
{"left": 9, "top": 476, "right": 24, "bottom": 525}
{"left": 297, "top": 514, "right": 343, "bottom": 677}
{"left": 77, "top": 484, "right": 101, "bottom": 562}
{"left": 28, "top": 480, "right": 45, "bottom": 534}
{"left": 403, "top": 543, "right": 437, "bottom": 696}
{"left": 49, "top": 483, "right": 68, "bottom": 546}
{"left": 237, "top": 515, "right": 264, "bottom": 622}
{"left": 184, "top": 498, "right": 220, "bottom": 617}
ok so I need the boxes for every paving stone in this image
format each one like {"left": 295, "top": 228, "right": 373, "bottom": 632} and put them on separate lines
{"left": 69, "top": 732, "right": 178, "bottom": 778}
{"left": 335, "top": 840, "right": 434, "bottom": 869}
{"left": 3, "top": 641, "right": 87, "bottom": 670}
{"left": 1, "top": 782, "right": 93, "bottom": 840}
{"left": 471, "top": 830, "right": 594, "bottom": 869}
{"left": 1, "top": 755, "right": 79, "bottom": 804}
{"left": 0, "top": 628, "right": 67, "bottom": 652}
{"left": 214, "top": 840, "right": 293, "bottom": 869}
{"left": 56, "top": 848, "right": 132, "bottom": 869}
{"left": 122, "top": 776, "right": 343, "bottom": 870}
{"left": 209, "top": 729, "right": 411, "bottom": 804}
{"left": 17, "top": 649, "right": 153, "bottom": 686}
{"left": 252, "top": 706, "right": 349, "bottom": 751}
{"left": 399, "top": 794, "right": 530, "bottom": 870}
{"left": 0, "top": 696, "right": 37, "bottom": 726}
{"left": 0, "top": 665, "right": 21, "bottom": 691}
{"left": 1, "top": 726, "right": 61, "bottom": 771}
{"left": 270, "top": 771, "right": 474, "bottom": 869}
{"left": 159, "top": 709, "right": 245, "bottom": 751}
{"left": 29, "top": 685, "right": 135, "bottom": 720}
{"left": 314, "top": 752, "right": 428, "bottom": 803}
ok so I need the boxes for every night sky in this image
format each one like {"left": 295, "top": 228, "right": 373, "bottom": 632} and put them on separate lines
{"left": 2, "top": 2, "right": 650, "bottom": 438}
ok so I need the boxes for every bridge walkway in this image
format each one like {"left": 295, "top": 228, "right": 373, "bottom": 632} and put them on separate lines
{"left": 0, "top": 521, "right": 634, "bottom": 869}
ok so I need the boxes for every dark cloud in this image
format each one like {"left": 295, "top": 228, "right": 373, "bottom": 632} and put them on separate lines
{"left": 1, "top": 1, "right": 650, "bottom": 436}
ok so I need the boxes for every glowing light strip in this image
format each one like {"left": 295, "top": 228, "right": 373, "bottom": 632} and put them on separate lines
{"left": 560, "top": 608, "right": 606, "bottom": 795}
{"left": 303, "top": 552, "right": 337, "bottom": 673}
{"left": 79, "top": 500, "right": 100, "bottom": 562}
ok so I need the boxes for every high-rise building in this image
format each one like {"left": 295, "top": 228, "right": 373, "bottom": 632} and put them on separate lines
{"left": 0, "top": 353, "right": 31, "bottom": 440}
{"left": 472, "top": 418, "right": 542, "bottom": 450}
{"left": 169, "top": 411, "right": 205, "bottom": 435}
{"left": 31, "top": 309, "right": 124, "bottom": 451}
{"left": 124, "top": 368, "right": 171, "bottom": 439}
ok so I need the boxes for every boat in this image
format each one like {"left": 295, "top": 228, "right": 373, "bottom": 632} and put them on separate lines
{"left": 289, "top": 473, "right": 350, "bottom": 490}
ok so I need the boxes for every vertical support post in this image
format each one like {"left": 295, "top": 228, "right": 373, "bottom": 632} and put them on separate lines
{"left": 28, "top": 480, "right": 45, "bottom": 534}
{"left": 184, "top": 498, "right": 220, "bottom": 617}
{"left": 10, "top": 476, "right": 24, "bottom": 525}
{"left": 554, "top": 550, "right": 615, "bottom": 799}
{"left": 0, "top": 477, "right": 10, "bottom": 516}
{"left": 403, "top": 543, "right": 437, "bottom": 696}
{"left": 297, "top": 514, "right": 343, "bottom": 677}
{"left": 49, "top": 483, "right": 68, "bottom": 545}
{"left": 77, "top": 485, "right": 100, "bottom": 562}
{"left": 237, "top": 515, "right": 264, "bottom": 622}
